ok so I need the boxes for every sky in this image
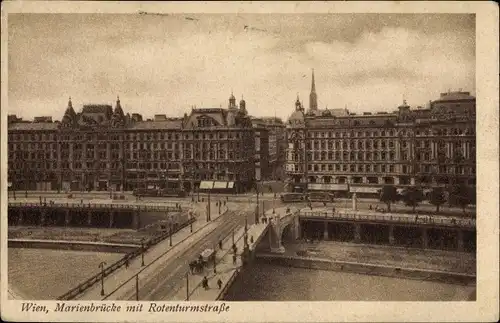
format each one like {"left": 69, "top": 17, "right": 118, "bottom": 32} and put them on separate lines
{"left": 8, "top": 13, "right": 475, "bottom": 121}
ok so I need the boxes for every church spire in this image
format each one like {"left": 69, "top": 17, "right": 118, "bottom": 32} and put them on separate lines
{"left": 311, "top": 68, "right": 316, "bottom": 93}
{"left": 309, "top": 68, "right": 318, "bottom": 111}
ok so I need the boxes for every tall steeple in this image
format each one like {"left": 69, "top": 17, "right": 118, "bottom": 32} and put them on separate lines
{"left": 309, "top": 68, "right": 318, "bottom": 111}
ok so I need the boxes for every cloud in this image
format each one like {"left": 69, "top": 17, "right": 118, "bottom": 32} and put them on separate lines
{"left": 8, "top": 14, "right": 475, "bottom": 122}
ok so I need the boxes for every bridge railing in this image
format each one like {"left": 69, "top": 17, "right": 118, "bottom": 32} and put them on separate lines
{"left": 56, "top": 217, "right": 196, "bottom": 300}
{"left": 299, "top": 211, "right": 476, "bottom": 228}
{"left": 8, "top": 202, "right": 179, "bottom": 212}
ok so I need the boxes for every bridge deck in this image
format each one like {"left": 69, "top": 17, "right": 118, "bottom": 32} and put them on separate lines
{"left": 299, "top": 208, "right": 475, "bottom": 228}
{"left": 8, "top": 201, "right": 180, "bottom": 212}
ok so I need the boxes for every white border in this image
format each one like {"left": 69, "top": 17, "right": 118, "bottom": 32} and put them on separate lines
{"left": 1, "top": 1, "right": 498, "bottom": 322}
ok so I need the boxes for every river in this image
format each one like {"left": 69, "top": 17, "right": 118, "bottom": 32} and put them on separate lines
{"left": 223, "top": 263, "right": 475, "bottom": 301}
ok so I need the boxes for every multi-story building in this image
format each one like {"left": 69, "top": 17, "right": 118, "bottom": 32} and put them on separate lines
{"left": 8, "top": 93, "right": 256, "bottom": 193}
{"left": 285, "top": 71, "right": 476, "bottom": 196}
{"left": 251, "top": 116, "right": 286, "bottom": 181}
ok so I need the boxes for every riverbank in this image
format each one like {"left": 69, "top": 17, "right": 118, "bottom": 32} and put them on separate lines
{"left": 272, "top": 241, "right": 476, "bottom": 275}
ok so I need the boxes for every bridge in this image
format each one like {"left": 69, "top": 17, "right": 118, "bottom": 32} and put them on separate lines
{"left": 259, "top": 200, "right": 476, "bottom": 253}
{"left": 8, "top": 201, "right": 187, "bottom": 229}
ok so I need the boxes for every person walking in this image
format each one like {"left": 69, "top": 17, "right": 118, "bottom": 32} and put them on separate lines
{"left": 219, "top": 240, "right": 223, "bottom": 250}
{"left": 217, "top": 278, "right": 223, "bottom": 289}
{"left": 202, "top": 276, "right": 208, "bottom": 290}
{"left": 232, "top": 253, "right": 237, "bottom": 264}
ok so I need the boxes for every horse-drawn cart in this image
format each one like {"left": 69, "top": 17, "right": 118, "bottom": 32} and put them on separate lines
{"left": 189, "top": 248, "right": 216, "bottom": 274}
{"left": 200, "top": 248, "right": 215, "bottom": 265}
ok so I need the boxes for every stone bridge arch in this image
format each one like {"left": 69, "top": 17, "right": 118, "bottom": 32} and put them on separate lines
{"left": 266, "top": 208, "right": 300, "bottom": 253}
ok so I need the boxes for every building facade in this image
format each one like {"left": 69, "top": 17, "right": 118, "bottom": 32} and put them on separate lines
{"left": 285, "top": 72, "right": 476, "bottom": 195}
{"left": 8, "top": 94, "right": 256, "bottom": 193}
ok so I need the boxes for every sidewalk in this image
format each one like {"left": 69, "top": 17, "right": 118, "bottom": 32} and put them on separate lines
{"left": 74, "top": 202, "right": 227, "bottom": 300}
{"left": 174, "top": 222, "right": 269, "bottom": 301}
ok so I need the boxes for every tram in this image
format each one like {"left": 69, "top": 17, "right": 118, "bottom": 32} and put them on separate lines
{"left": 280, "top": 192, "right": 306, "bottom": 203}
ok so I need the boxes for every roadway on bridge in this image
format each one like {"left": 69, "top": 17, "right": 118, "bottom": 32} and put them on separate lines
{"left": 9, "top": 191, "right": 474, "bottom": 216}
{"left": 131, "top": 207, "right": 250, "bottom": 301}
{"left": 101, "top": 203, "right": 254, "bottom": 301}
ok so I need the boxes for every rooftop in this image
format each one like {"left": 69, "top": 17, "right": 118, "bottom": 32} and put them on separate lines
{"left": 435, "top": 91, "right": 475, "bottom": 102}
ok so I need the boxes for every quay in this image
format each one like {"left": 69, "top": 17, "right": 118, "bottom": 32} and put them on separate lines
{"left": 8, "top": 238, "right": 139, "bottom": 253}
{"left": 8, "top": 201, "right": 187, "bottom": 230}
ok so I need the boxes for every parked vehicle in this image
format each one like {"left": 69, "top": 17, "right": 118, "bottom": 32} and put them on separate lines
{"left": 280, "top": 193, "right": 305, "bottom": 203}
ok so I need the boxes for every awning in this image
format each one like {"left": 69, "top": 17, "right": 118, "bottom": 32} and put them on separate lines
{"left": 227, "top": 182, "right": 235, "bottom": 189}
{"left": 213, "top": 181, "right": 227, "bottom": 189}
{"left": 199, "top": 181, "right": 214, "bottom": 189}
{"left": 350, "top": 186, "right": 380, "bottom": 194}
{"left": 308, "top": 183, "right": 348, "bottom": 191}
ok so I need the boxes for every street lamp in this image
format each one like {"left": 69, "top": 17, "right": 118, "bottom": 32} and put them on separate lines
{"left": 190, "top": 212, "right": 193, "bottom": 233}
{"left": 169, "top": 222, "right": 173, "bottom": 247}
{"left": 135, "top": 274, "right": 140, "bottom": 301}
{"left": 99, "top": 261, "right": 106, "bottom": 296}
{"left": 273, "top": 193, "right": 276, "bottom": 214}
{"left": 213, "top": 246, "right": 217, "bottom": 274}
{"left": 140, "top": 238, "right": 145, "bottom": 266}
{"left": 185, "top": 271, "right": 190, "bottom": 301}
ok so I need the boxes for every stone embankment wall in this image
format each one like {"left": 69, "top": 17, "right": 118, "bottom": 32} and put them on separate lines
{"left": 256, "top": 254, "right": 476, "bottom": 285}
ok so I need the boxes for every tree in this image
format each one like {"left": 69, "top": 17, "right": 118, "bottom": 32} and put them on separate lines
{"left": 401, "top": 187, "right": 424, "bottom": 213}
{"left": 448, "top": 183, "right": 472, "bottom": 214}
{"left": 428, "top": 187, "right": 446, "bottom": 213}
{"left": 379, "top": 185, "right": 398, "bottom": 212}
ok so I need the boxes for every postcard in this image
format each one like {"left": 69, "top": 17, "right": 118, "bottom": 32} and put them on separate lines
{"left": 1, "top": 1, "right": 498, "bottom": 322}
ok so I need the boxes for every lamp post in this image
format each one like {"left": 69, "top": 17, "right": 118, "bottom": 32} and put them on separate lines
{"left": 213, "top": 245, "right": 217, "bottom": 274}
{"left": 190, "top": 212, "right": 193, "bottom": 233}
{"left": 186, "top": 271, "right": 190, "bottom": 301}
{"left": 169, "top": 222, "right": 173, "bottom": 247}
{"left": 135, "top": 274, "right": 139, "bottom": 301}
{"left": 273, "top": 193, "right": 276, "bottom": 214}
{"left": 207, "top": 190, "right": 211, "bottom": 222}
{"left": 140, "top": 238, "right": 145, "bottom": 266}
{"left": 99, "top": 261, "right": 106, "bottom": 296}
{"left": 255, "top": 187, "right": 260, "bottom": 224}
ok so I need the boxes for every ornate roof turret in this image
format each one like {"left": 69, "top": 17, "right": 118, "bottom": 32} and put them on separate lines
{"left": 239, "top": 95, "right": 247, "bottom": 115}
{"left": 114, "top": 95, "right": 124, "bottom": 117}
{"left": 295, "top": 94, "right": 303, "bottom": 111}
{"left": 228, "top": 90, "right": 237, "bottom": 110}
{"left": 61, "top": 97, "right": 77, "bottom": 126}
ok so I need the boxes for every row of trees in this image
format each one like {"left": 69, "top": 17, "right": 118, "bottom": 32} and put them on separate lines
{"left": 379, "top": 184, "right": 476, "bottom": 214}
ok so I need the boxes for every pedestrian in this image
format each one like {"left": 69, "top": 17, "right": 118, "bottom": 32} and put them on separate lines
{"left": 39, "top": 196, "right": 42, "bottom": 205}
{"left": 217, "top": 278, "right": 222, "bottom": 289}
{"left": 25, "top": 190, "right": 28, "bottom": 198}
{"left": 250, "top": 236, "right": 254, "bottom": 244}
{"left": 219, "top": 240, "right": 223, "bottom": 249}
{"left": 202, "top": 276, "right": 208, "bottom": 290}
{"left": 323, "top": 201, "right": 327, "bottom": 207}
{"left": 125, "top": 257, "right": 129, "bottom": 268}
{"left": 232, "top": 253, "right": 237, "bottom": 264}
{"left": 369, "top": 204, "right": 372, "bottom": 210}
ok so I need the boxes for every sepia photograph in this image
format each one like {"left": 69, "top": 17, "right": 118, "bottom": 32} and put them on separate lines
{"left": 1, "top": 1, "right": 498, "bottom": 322}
